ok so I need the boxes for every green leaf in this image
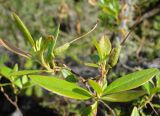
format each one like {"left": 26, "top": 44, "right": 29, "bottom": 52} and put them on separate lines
{"left": 84, "top": 63, "right": 99, "bottom": 68}
{"left": 99, "top": 35, "right": 111, "bottom": 59}
{"left": 0, "top": 65, "right": 12, "bottom": 80}
{"left": 103, "top": 68, "right": 158, "bottom": 94}
{"left": 10, "top": 70, "right": 46, "bottom": 76}
{"left": 12, "top": 13, "right": 35, "bottom": 49}
{"left": 46, "top": 24, "right": 60, "bottom": 61}
{"left": 13, "top": 77, "right": 22, "bottom": 88}
{"left": 102, "top": 90, "right": 146, "bottom": 102}
{"left": 54, "top": 43, "right": 70, "bottom": 55}
{"left": 108, "top": 45, "right": 121, "bottom": 67}
{"left": 29, "top": 75, "right": 92, "bottom": 100}
{"left": 88, "top": 79, "right": 102, "bottom": 95}
{"left": 153, "top": 104, "right": 160, "bottom": 108}
{"left": 92, "top": 36, "right": 111, "bottom": 61}
{"left": 91, "top": 54, "right": 100, "bottom": 63}
{"left": 34, "top": 85, "right": 43, "bottom": 97}
{"left": 150, "top": 87, "right": 160, "bottom": 94}
{"left": 92, "top": 37, "right": 102, "bottom": 60}
{"left": 52, "top": 24, "right": 60, "bottom": 49}
{"left": 156, "top": 72, "right": 160, "bottom": 87}
{"left": 131, "top": 107, "right": 139, "bottom": 116}
{"left": 142, "top": 81, "right": 153, "bottom": 95}
{"left": 61, "top": 69, "right": 77, "bottom": 83}
{"left": 0, "top": 83, "right": 11, "bottom": 87}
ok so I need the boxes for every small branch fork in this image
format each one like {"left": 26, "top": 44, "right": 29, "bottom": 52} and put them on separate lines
{"left": 99, "top": 100, "right": 116, "bottom": 116}
{"left": 0, "top": 86, "right": 23, "bottom": 116}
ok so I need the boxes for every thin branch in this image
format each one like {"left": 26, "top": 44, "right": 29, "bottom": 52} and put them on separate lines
{"left": 148, "top": 102, "right": 159, "bottom": 116}
{"left": 134, "top": 4, "right": 160, "bottom": 25}
{"left": 69, "top": 21, "right": 98, "bottom": 44}
{"left": 99, "top": 100, "right": 116, "bottom": 116}
{"left": 120, "top": 3, "right": 160, "bottom": 46}
{"left": 0, "top": 87, "right": 23, "bottom": 116}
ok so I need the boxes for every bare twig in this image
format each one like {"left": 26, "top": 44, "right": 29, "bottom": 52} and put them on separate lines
{"left": 120, "top": 2, "right": 160, "bottom": 46}
{"left": 148, "top": 102, "right": 159, "bottom": 116}
{"left": 134, "top": 4, "right": 160, "bottom": 25}
{"left": 69, "top": 21, "right": 98, "bottom": 44}
{"left": 0, "top": 87, "right": 23, "bottom": 116}
{"left": 99, "top": 100, "right": 116, "bottom": 116}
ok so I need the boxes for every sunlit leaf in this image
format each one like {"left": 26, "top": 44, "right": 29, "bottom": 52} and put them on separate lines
{"left": 102, "top": 90, "right": 146, "bottom": 102}
{"left": 54, "top": 43, "right": 70, "bottom": 55}
{"left": 131, "top": 107, "right": 140, "bottom": 116}
{"left": 61, "top": 69, "right": 77, "bottom": 83}
{"left": 10, "top": 70, "right": 46, "bottom": 76}
{"left": 142, "top": 81, "right": 153, "bottom": 95}
{"left": 29, "top": 75, "right": 92, "bottom": 100}
{"left": 99, "top": 35, "right": 111, "bottom": 59}
{"left": 0, "top": 65, "right": 12, "bottom": 80}
{"left": 46, "top": 24, "right": 60, "bottom": 61}
{"left": 103, "top": 68, "right": 159, "bottom": 94}
{"left": 12, "top": 13, "right": 35, "bottom": 49}
{"left": 88, "top": 79, "right": 102, "bottom": 95}
{"left": 92, "top": 37, "right": 102, "bottom": 60}
{"left": 108, "top": 45, "right": 121, "bottom": 67}
{"left": 84, "top": 63, "right": 99, "bottom": 68}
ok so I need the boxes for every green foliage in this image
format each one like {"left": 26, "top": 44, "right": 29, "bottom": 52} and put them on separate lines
{"left": 61, "top": 69, "right": 78, "bottom": 83}
{"left": 54, "top": 43, "right": 70, "bottom": 55}
{"left": 102, "top": 90, "right": 146, "bottom": 102}
{"left": 103, "top": 68, "right": 158, "bottom": 94}
{"left": 12, "top": 13, "right": 35, "bottom": 50}
{"left": 10, "top": 70, "right": 46, "bottom": 76}
{"left": 108, "top": 45, "right": 121, "bottom": 67}
{"left": 29, "top": 75, "right": 92, "bottom": 100}
{"left": 93, "top": 36, "right": 111, "bottom": 61}
{"left": 98, "top": 0, "right": 120, "bottom": 28}
{"left": 88, "top": 79, "right": 102, "bottom": 95}
{"left": 131, "top": 107, "right": 140, "bottom": 116}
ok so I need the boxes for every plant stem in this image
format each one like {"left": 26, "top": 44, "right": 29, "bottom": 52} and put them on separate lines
{"left": 0, "top": 86, "right": 23, "bottom": 116}
{"left": 69, "top": 21, "right": 98, "bottom": 44}
{"left": 99, "top": 100, "right": 116, "bottom": 116}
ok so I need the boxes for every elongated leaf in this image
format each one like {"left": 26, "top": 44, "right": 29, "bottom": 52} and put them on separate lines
{"left": 52, "top": 24, "right": 60, "bottom": 49}
{"left": 92, "top": 37, "right": 102, "bottom": 60}
{"left": 54, "top": 43, "right": 70, "bottom": 55}
{"left": 102, "top": 90, "right": 146, "bottom": 102}
{"left": 88, "top": 79, "right": 102, "bottom": 95}
{"left": 156, "top": 73, "right": 160, "bottom": 87}
{"left": 61, "top": 69, "right": 77, "bottom": 83}
{"left": 29, "top": 75, "right": 92, "bottom": 100}
{"left": 46, "top": 24, "right": 60, "bottom": 61}
{"left": 12, "top": 13, "right": 35, "bottom": 49}
{"left": 99, "top": 35, "right": 111, "bottom": 59}
{"left": 0, "top": 65, "right": 12, "bottom": 80}
{"left": 142, "top": 81, "right": 153, "bottom": 95}
{"left": 84, "top": 62, "right": 99, "bottom": 68}
{"left": 10, "top": 70, "right": 46, "bottom": 76}
{"left": 103, "top": 68, "right": 158, "bottom": 94}
{"left": 131, "top": 107, "right": 139, "bottom": 116}
{"left": 0, "top": 39, "right": 31, "bottom": 58}
{"left": 108, "top": 45, "right": 121, "bottom": 67}
{"left": 0, "top": 83, "right": 11, "bottom": 87}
